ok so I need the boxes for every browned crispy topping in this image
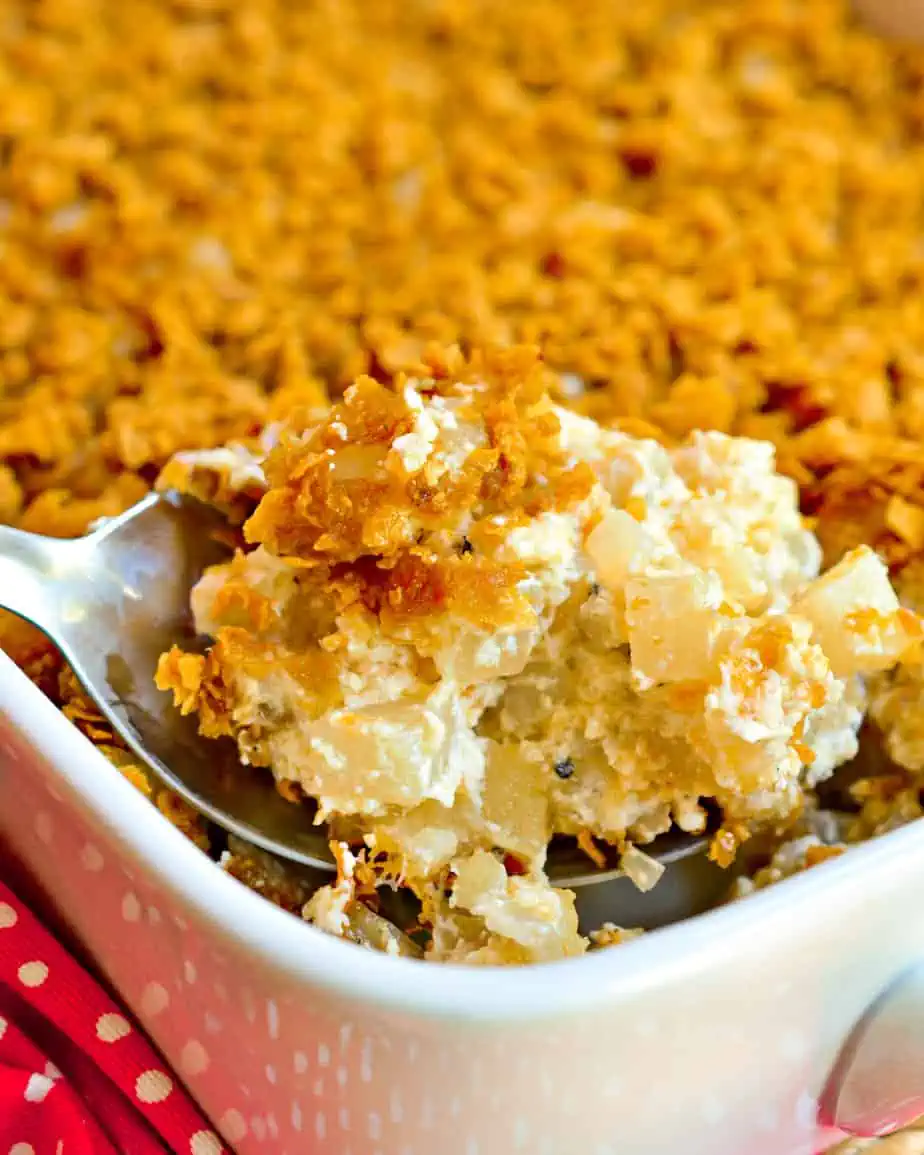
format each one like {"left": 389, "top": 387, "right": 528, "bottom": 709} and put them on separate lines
{"left": 236, "top": 346, "right": 595, "bottom": 631}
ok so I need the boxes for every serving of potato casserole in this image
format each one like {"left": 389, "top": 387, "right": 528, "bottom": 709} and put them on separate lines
{"left": 151, "top": 347, "right": 920, "bottom": 962}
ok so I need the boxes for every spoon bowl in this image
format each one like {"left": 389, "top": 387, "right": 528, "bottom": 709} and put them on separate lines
{"left": 0, "top": 493, "right": 708, "bottom": 890}
{"left": 0, "top": 493, "right": 337, "bottom": 870}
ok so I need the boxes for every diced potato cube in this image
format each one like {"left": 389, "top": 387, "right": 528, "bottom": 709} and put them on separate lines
{"left": 367, "top": 800, "right": 466, "bottom": 877}
{"left": 794, "top": 546, "right": 920, "bottom": 676}
{"left": 451, "top": 848, "right": 508, "bottom": 912}
{"left": 585, "top": 508, "right": 652, "bottom": 593}
{"left": 481, "top": 743, "right": 550, "bottom": 865}
{"left": 450, "top": 850, "right": 583, "bottom": 959}
{"left": 436, "top": 628, "right": 535, "bottom": 683}
{"left": 293, "top": 694, "right": 485, "bottom": 816}
{"left": 625, "top": 568, "right": 726, "bottom": 685}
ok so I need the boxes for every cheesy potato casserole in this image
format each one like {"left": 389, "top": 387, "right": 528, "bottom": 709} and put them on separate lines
{"left": 156, "top": 348, "right": 922, "bottom": 963}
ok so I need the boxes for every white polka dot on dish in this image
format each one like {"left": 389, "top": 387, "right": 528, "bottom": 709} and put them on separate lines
{"left": 80, "top": 843, "right": 104, "bottom": 872}
{"left": 135, "top": 1069, "right": 173, "bottom": 1104}
{"left": 121, "top": 892, "right": 141, "bottom": 923}
{"left": 218, "top": 1108, "right": 248, "bottom": 1143}
{"left": 96, "top": 1012, "right": 131, "bottom": 1043}
{"left": 0, "top": 902, "right": 18, "bottom": 929}
{"left": 180, "top": 1039, "right": 210, "bottom": 1076}
{"left": 140, "top": 981, "right": 170, "bottom": 1017}
{"left": 17, "top": 961, "right": 48, "bottom": 988}
{"left": 8, "top": 1143, "right": 36, "bottom": 1155}
{"left": 266, "top": 999, "right": 279, "bottom": 1039}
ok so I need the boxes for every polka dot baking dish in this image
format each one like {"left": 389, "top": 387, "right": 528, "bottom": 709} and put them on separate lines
{"left": 2, "top": 649, "right": 924, "bottom": 1154}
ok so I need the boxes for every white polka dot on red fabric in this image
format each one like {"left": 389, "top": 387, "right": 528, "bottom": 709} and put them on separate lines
{"left": 242, "top": 991, "right": 256, "bottom": 1024}
{"left": 0, "top": 902, "right": 17, "bottom": 929}
{"left": 266, "top": 1000, "right": 279, "bottom": 1040}
{"left": 23, "top": 1073, "right": 54, "bottom": 1103}
{"left": 80, "top": 843, "right": 104, "bottom": 872}
{"left": 140, "top": 981, "right": 169, "bottom": 1016}
{"left": 9, "top": 1143, "right": 36, "bottom": 1155}
{"left": 183, "top": 959, "right": 197, "bottom": 985}
{"left": 17, "top": 961, "right": 48, "bottom": 988}
{"left": 218, "top": 1109, "right": 247, "bottom": 1143}
{"left": 135, "top": 1070, "right": 173, "bottom": 1104}
{"left": 0, "top": 1017, "right": 6, "bottom": 1041}
{"left": 121, "top": 892, "right": 141, "bottom": 922}
{"left": 44, "top": 1061, "right": 61, "bottom": 1081}
{"left": 180, "top": 1039, "right": 210, "bottom": 1076}
{"left": 96, "top": 1013, "right": 131, "bottom": 1043}
{"left": 190, "top": 1131, "right": 222, "bottom": 1155}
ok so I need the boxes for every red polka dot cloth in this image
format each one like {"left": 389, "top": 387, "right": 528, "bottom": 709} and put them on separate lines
{"left": 0, "top": 880, "right": 227, "bottom": 1155}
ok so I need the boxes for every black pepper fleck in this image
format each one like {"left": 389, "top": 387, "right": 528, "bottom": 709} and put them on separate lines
{"left": 554, "top": 757, "right": 575, "bottom": 780}
{"left": 458, "top": 537, "right": 474, "bottom": 555}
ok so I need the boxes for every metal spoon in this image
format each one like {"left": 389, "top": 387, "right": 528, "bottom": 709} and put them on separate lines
{"left": 0, "top": 492, "right": 708, "bottom": 894}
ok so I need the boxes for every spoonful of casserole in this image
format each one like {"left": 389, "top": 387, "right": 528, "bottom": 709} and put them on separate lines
{"left": 1, "top": 346, "right": 918, "bottom": 963}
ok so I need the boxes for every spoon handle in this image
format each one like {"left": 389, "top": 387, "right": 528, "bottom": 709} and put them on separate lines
{"left": 0, "top": 525, "right": 74, "bottom": 639}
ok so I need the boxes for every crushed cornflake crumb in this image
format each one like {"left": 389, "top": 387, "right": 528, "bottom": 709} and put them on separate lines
{"left": 590, "top": 924, "right": 645, "bottom": 950}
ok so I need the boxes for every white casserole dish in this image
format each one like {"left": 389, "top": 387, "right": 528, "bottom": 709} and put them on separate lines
{"left": 2, "top": 647, "right": 924, "bottom": 1155}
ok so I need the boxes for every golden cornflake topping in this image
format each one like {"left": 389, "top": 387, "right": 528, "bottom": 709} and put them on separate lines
{"left": 242, "top": 347, "right": 595, "bottom": 630}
